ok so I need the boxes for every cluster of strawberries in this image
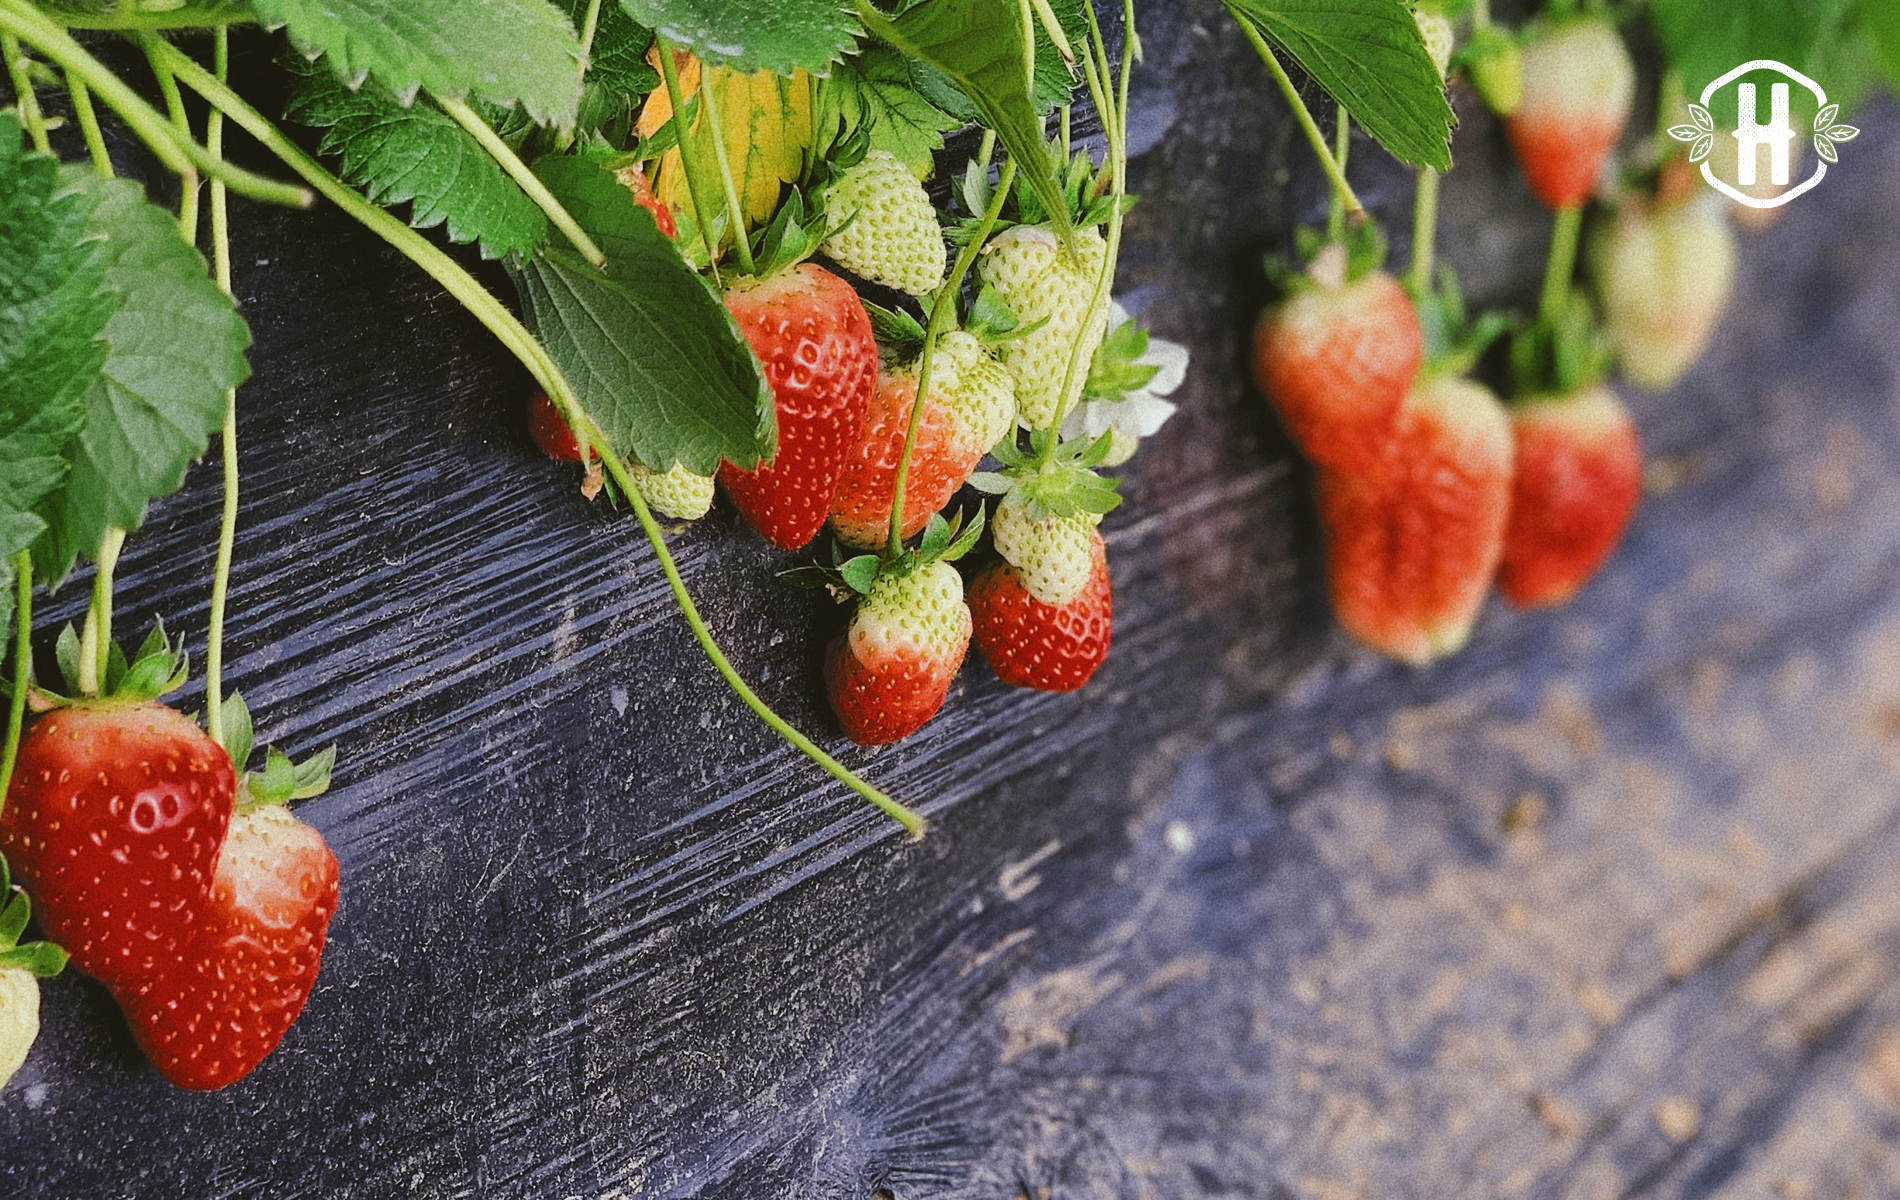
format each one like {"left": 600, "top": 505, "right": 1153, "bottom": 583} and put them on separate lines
{"left": 0, "top": 637, "right": 338, "bottom": 1091}
{"left": 1253, "top": 8, "right": 1736, "bottom": 664}
{"left": 534, "top": 148, "right": 1177, "bottom": 745}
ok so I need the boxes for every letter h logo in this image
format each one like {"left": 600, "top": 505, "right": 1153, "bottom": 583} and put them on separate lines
{"left": 1733, "top": 81, "right": 1795, "bottom": 186}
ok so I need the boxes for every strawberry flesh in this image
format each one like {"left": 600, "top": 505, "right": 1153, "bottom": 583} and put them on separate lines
{"left": 970, "top": 533, "right": 1113, "bottom": 692}
{"left": 1498, "top": 386, "right": 1642, "bottom": 607}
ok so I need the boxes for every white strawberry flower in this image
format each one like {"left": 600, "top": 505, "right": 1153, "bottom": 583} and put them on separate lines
{"left": 1061, "top": 300, "right": 1188, "bottom": 450}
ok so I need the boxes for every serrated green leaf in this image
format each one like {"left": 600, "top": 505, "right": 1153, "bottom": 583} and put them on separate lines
{"left": 816, "top": 42, "right": 963, "bottom": 176}
{"left": 620, "top": 0, "right": 859, "bottom": 75}
{"left": 1028, "top": 0, "right": 1087, "bottom": 113}
{"left": 566, "top": 0, "right": 660, "bottom": 100}
{"left": 857, "top": 0, "right": 1072, "bottom": 240}
{"left": 33, "top": 169, "right": 250, "bottom": 583}
{"left": 1225, "top": 0, "right": 1454, "bottom": 171}
{"left": 253, "top": 0, "right": 584, "bottom": 127}
{"left": 283, "top": 62, "right": 549, "bottom": 259}
{"left": 511, "top": 155, "right": 772, "bottom": 474}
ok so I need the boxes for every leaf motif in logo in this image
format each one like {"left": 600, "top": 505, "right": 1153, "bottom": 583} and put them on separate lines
{"left": 1827, "top": 124, "right": 1860, "bottom": 143}
{"left": 1815, "top": 103, "right": 1838, "bottom": 133}
{"left": 1689, "top": 103, "right": 1714, "bottom": 134}
{"left": 1690, "top": 133, "right": 1713, "bottom": 164}
{"left": 1815, "top": 134, "right": 1837, "bottom": 164}
{"left": 1667, "top": 124, "right": 1703, "bottom": 143}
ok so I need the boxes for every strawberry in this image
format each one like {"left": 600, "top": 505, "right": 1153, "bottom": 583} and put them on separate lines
{"left": 829, "top": 361, "right": 984, "bottom": 550}
{"left": 631, "top": 463, "right": 717, "bottom": 521}
{"left": 825, "top": 559, "right": 972, "bottom": 745}
{"left": 529, "top": 391, "right": 582, "bottom": 461}
{"left": 936, "top": 330, "right": 1018, "bottom": 452}
{"left": 720, "top": 263, "right": 879, "bottom": 549}
{"left": 821, "top": 149, "right": 946, "bottom": 297}
{"left": 989, "top": 504, "right": 1101, "bottom": 607}
{"left": 616, "top": 164, "right": 677, "bottom": 239}
{"left": 120, "top": 803, "right": 339, "bottom": 1090}
{"left": 0, "top": 855, "right": 65, "bottom": 1091}
{"left": 1497, "top": 385, "right": 1641, "bottom": 608}
{"left": 1319, "top": 374, "right": 1514, "bottom": 664}
{"left": 1462, "top": 25, "right": 1522, "bottom": 117}
{"left": 1506, "top": 19, "right": 1634, "bottom": 210}
{"left": 977, "top": 224, "right": 1110, "bottom": 428}
{"left": 1590, "top": 196, "right": 1736, "bottom": 389}
{"left": 970, "top": 528, "right": 1112, "bottom": 692}
{"left": 0, "top": 702, "right": 234, "bottom": 990}
{"left": 1252, "top": 245, "right": 1422, "bottom": 475}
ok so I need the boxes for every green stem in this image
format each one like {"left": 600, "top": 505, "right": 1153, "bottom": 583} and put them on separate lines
{"left": 78, "top": 527, "right": 123, "bottom": 697}
{"left": 886, "top": 156, "right": 1018, "bottom": 556}
{"left": 576, "top": 0, "right": 604, "bottom": 62}
{"left": 2, "top": 31, "right": 48, "bottom": 152}
{"left": 0, "top": 552, "right": 32, "bottom": 813}
{"left": 66, "top": 71, "right": 110, "bottom": 176}
{"left": 56, "top": 9, "right": 255, "bottom": 30}
{"left": 654, "top": 38, "right": 724, "bottom": 286}
{"left": 0, "top": 0, "right": 311, "bottom": 208}
{"left": 437, "top": 96, "right": 606, "bottom": 270}
{"left": 1327, "top": 102, "right": 1349, "bottom": 240}
{"left": 140, "top": 34, "right": 199, "bottom": 243}
{"left": 1410, "top": 166, "right": 1439, "bottom": 294}
{"left": 1472, "top": 0, "right": 1491, "bottom": 28}
{"left": 1059, "top": 102, "right": 1071, "bottom": 153}
{"left": 1228, "top": 7, "right": 1364, "bottom": 217}
{"left": 158, "top": 40, "right": 925, "bottom": 835}
{"left": 1540, "top": 203, "right": 1582, "bottom": 323}
{"left": 206, "top": 25, "right": 234, "bottom": 747}
{"left": 692, "top": 66, "right": 755, "bottom": 275}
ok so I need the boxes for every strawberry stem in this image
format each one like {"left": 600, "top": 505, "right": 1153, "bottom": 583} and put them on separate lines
{"left": 1228, "top": 6, "right": 1364, "bottom": 218}
{"left": 66, "top": 70, "right": 111, "bottom": 177}
{"left": 654, "top": 37, "right": 725, "bottom": 286}
{"left": 77, "top": 527, "right": 123, "bottom": 698}
{"left": 139, "top": 33, "right": 200, "bottom": 244}
{"left": 157, "top": 42, "right": 928, "bottom": 837}
{"left": 1540, "top": 202, "right": 1583, "bottom": 323}
{"left": 0, "top": 551, "right": 32, "bottom": 812}
{"left": 438, "top": 96, "right": 608, "bottom": 270}
{"left": 886, "top": 155, "right": 1018, "bottom": 557}
{"left": 206, "top": 26, "right": 236, "bottom": 747}
{"left": 1, "top": 31, "right": 50, "bottom": 153}
{"left": 1409, "top": 166, "right": 1440, "bottom": 293}
{"left": 1327, "top": 101, "right": 1349, "bottom": 241}
{"left": 693, "top": 66, "right": 756, "bottom": 275}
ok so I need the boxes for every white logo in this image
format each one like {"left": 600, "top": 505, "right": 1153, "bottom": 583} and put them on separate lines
{"left": 1670, "top": 60, "right": 1859, "bottom": 209}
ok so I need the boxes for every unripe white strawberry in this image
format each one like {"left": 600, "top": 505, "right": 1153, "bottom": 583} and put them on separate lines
{"left": 935, "top": 331, "right": 1018, "bottom": 452}
{"left": 977, "top": 224, "right": 1111, "bottom": 429}
{"left": 991, "top": 503, "right": 1102, "bottom": 606}
{"left": 0, "top": 969, "right": 38, "bottom": 1089}
{"left": 821, "top": 150, "right": 947, "bottom": 296}
{"left": 631, "top": 463, "right": 717, "bottom": 521}
{"left": 1415, "top": 9, "right": 1454, "bottom": 80}
{"left": 1590, "top": 196, "right": 1736, "bottom": 389}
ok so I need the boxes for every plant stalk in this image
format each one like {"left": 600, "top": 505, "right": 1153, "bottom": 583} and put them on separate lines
{"left": 2, "top": 30, "right": 49, "bottom": 152}
{"left": 1410, "top": 166, "right": 1440, "bottom": 293}
{"left": 77, "top": 527, "right": 124, "bottom": 697}
{"left": 206, "top": 25, "right": 235, "bottom": 746}
{"left": 139, "top": 34, "right": 199, "bottom": 243}
{"left": 1540, "top": 202, "right": 1583, "bottom": 322}
{"left": 65, "top": 71, "right": 110, "bottom": 176}
{"left": 438, "top": 96, "right": 607, "bottom": 270}
{"left": 692, "top": 66, "right": 756, "bottom": 275}
{"left": 1327, "top": 102, "right": 1350, "bottom": 240}
{"left": 654, "top": 37, "right": 725, "bottom": 286}
{"left": 0, "top": 552, "right": 33, "bottom": 812}
{"left": 1228, "top": 6, "right": 1364, "bottom": 217}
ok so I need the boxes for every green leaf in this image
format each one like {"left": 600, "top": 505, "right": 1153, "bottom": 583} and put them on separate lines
{"left": 0, "top": 940, "right": 66, "bottom": 978}
{"left": 0, "top": 118, "right": 112, "bottom": 634}
{"left": 252, "top": 0, "right": 585, "bottom": 127}
{"left": 1084, "top": 317, "right": 1160, "bottom": 402}
{"left": 54, "top": 623, "right": 80, "bottom": 694}
{"left": 566, "top": 0, "right": 660, "bottom": 100}
{"left": 1649, "top": 0, "right": 1850, "bottom": 97}
{"left": 816, "top": 42, "right": 963, "bottom": 176}
{"left": 619, "top": 0, "right": 859, "bottom": 75}
{"left": 0, "top": 889, "right": 28, "bottom": 949}
{"left": 290, "top": 745, "right": 338, "bottom": 799}
{"left": 510, "top": 156, "right": 773, "bottom": 474}
{"left": 1028, "top": 0, "right": 1088, "bottom": 113}
{"left": 838, "top": 553, "right": 880, "bottom": 593}
{"left": 1863, "top": 0, "right": 1900, "bottom": 94}
{"left": 1225, "top": 0, "right": 1454, "bottom": 171}
{"left": 33, "top": 169, "right": 251, "bottom": 583}
{"left": 857, "top": 0, "right": 1073, "bottom": 240}
{"left": 284, "top": 61, "right": 549, "bottom": 259}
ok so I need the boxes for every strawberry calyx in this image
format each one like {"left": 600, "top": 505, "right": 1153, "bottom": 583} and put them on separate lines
{"left": 0, "top": 854, "right": 67, "bottom": 979}
{"left": 969, "top": 429, "right": 1123, "bottom": 522}
{"left": 783, "top": 507, "right": 986, "bottom": 601}
{"left": 948, "top": 138, "right": 1132, "bottom": 251}
{"left": 1267, "top": 219, "right": 1388, "bottom": 296}
{"left": 1508, "top": 290, "right": 1613, "bottom": 400}
{"left": 1409, "top": 263, "right": 1511, "bottom": 381}
{"left": 741, "top": 189, "right": 834, "bottom": 281}
{"left": 215, "top": 690, "right": 336, "bottom": 814}
{"left": 25, "top": 618, "right": 189, "bottom": 710}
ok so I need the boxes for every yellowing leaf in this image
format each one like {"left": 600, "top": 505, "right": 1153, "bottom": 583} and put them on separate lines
{"left": 652, "top": 64, "right": 815, "bottom": 256}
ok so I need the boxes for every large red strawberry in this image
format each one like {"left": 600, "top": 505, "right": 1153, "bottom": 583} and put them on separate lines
{"left": 1506, "top": 19, "right": 1635, "bottom": 210}
{"left": 829, "top": 362, "right": 984, "bottom": 549}
{"left": 1497, "top": 385, "right": 1641, "bottom": 607}
{"left": 120, "top": 803, "right": 339, "bottom": 1090}
{"left": 720, "top": 264, "right": 878, "bottom": 549}
{"left": 825, "top": 559, "right": 972, "bottom": 745}
{"left": 1319, "top": 374, "right": 1514, "bottom": 664}
{"left": 1252, "top": 245, "right": 1422, "bottom": 475}
{"left": 0, "top": 702, "right": 234, "bottom": 990}
{"left": 970, "top": 527, "right": 1112, "bottom": 692}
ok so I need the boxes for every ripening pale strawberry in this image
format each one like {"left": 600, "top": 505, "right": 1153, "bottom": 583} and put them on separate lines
{"left": 936, "top": 331, "right": 1018, "bottom": 452}
{"left": 631, "top": 463, "right": 717, "bottom": 521}
{"left": 1507, "top": 20, "right": 1634, "bottom": 209}
{"left": 825, "top": 560, "right": 972, "bottom": 745}
{"left": 978, "top": 224, "right": 1110, "bottom": 428}
{"left": 0, "top": 970, "right": 38, "bottom": 1090}
{"left": 721, "top": 264, "right": 878, "bottom": 549}
{"left": 829, "top": 362, "right": 984, "bottom": 549}
{"left": 1497, "top": 385, "right": 1641, "bottom": 608}
{"left": 121, "top": 803, "right": 339, "bottom": 1090}
{"left": 1464, "top": 25, "right": 1522, "bottom": 116}
{"left": 1252, "top": 248, "right": 1422, "bottom": 475}
{"left": 971, "top": 527, "right": 1112, "bottom": 692}
{"left": 821, "top": 149, "right": 946, "bottom": 296}
{"left": 989, "top": 503, "right": 1101, "bottom": 607}
{"left": 1319, "top": 374, "right": 1514, "bottom": 664}
{"left": 1415, "top": 9, "right": 1454, "bottom": 81}
{"left": 1590, "top": 197, "right": 1737, "bottom": 389}
{"left": 615, "top": 164, "right": 677, "bottom": 239}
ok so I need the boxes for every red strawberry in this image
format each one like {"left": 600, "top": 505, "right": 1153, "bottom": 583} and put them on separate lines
{"left": 720, "top": 264, "right": 878, "bottom": 549}
{"left": 1497, "top": 385, "right": 1641, "bottom": 607}
{"left": 825, "top": 560, "right": 971, "bottom": 745}
{"left": 1506, "top": 19, "right": 1635, "bottom": 210}
{"left": 1252, "top": 249, "right": 1422, "bottom": 475}
{"left": 528, "top": 392, "right": 582, "bottom": 461}
{"left": 120, "top": 804, "right": 339, "bottom": 1090}
{"left": 829, "top": 363, "right": 984, "bottom": 549}
{"left": 616, "top": 164, "right": 677, "bottom": 239}
{"left": 970, "top": 530, "right": 1112, "bottom": 692}
{"left": 1319, "top": 374, "right": 1514, "bottom": 664}
{"left": 0, "top": 703, "right": 234, "bottom": 990}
